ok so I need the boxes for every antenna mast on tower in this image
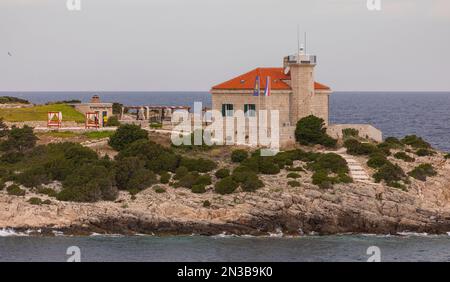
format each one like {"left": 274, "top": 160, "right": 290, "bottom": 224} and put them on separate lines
{"left": 304, "top": 32, "right": 307, "bottom": 54}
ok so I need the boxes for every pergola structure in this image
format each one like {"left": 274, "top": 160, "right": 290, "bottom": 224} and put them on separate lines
{"left": 47, "top": 111, "right": 62, "bottom": 128}
{"left": 120, "top": 105, "right": 192, "bottom": 123}
{"left": 85, "top": 112, "right": 100, "bottom": 129}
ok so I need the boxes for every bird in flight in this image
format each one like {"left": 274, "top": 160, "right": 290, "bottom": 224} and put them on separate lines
{"left": 8, "top": 52, "right": 12, "bottom": 56}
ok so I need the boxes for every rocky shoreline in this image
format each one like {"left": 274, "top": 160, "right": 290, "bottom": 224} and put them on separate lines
{"left": 2, "top": 162, "right": 450, "bottom": 237}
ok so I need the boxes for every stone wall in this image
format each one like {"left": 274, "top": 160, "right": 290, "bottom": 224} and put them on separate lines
{"left": 327, "top": 124, "right": 383, "bottom": 142}
{"left": 311, "top": 91, "right": 331, "bottom": 126}
{"left": 5, "top": 121, "right": 83, "bottom": 128}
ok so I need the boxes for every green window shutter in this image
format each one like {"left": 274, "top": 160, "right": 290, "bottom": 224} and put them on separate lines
{"left": 222, "top": 104, "right": 226, "bottom": 117}
{"left": 244, "top": 104, "right": 248, "bottom": 114}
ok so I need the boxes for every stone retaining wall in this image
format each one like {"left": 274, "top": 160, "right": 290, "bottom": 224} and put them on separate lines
{"left": 327, "top": 124, "right": 383, "bottom": 142}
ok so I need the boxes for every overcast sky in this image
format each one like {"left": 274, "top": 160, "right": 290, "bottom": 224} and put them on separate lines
{"left": 1, "top": 0, "right": 450, "bottom": 91}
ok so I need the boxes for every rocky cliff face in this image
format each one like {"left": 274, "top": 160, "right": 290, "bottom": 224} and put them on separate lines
{"left": 1, "top": 156, "right": 450, "bottom": 236}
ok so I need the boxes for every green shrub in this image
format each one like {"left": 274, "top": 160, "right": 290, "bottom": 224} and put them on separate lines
{"left": 174, "top": 166, "right": 189, "bottom": 180}
{"left": 149, "top": 122, "right": 163, "bottom": 129}
{"left": 394, "top": 152, "right": 415, "bottom": 162}
{"left": 401, "top": 135, "right": 431, "bottom": 149}
{"left": 0, "top": 180, "right": 5, "bottom": 190}
{"left": 105, "top": 116, "right": 120, "bottom": 127}
{"left": 384, "top": 137, "right": 404, "bottom": 148}
{"left": 117, "top": 139, "right": 179, "bottom": 173}
{"left": 258, "top": 158, "right": 280, "bottom": 174}
{"left": 58, "top": 165, "right": 117, "bottom": 202}
{"left": 0, "top": 118, "right": 8, "bottom": 138}
{"left": 108, "top": 124, "right": 148, "bottom": 151}
{"left": 445, "top": 153, "right": 450, "bottom": 159}
{"left": 373, "top": 163, "right": 406, "bottom": 185}
{"left": 287, "top": 180, "right": 300, "bottom": 187}
{"left": 214, "top": 176, "right": 238, "bottom": 195}
{"left": 376, "top": 143, "right": 392, "bottom": 156}
{"left": 28, "top": 197, "right": 43, "bottom": 205}
{"left": 36, "top": 187, "right": 58, "bottom": 197}
{"left": 294, "top": 115, "right": 337, "bottom": 147}
{"left": 344, "top": 139, "right": 380, "bottom": 156}
{"left": 367, "top": 153, "right": 389, "bottom": 168}
{"left": 179, "top": 157, "right": 217, "bottom": 173}
{"left": 0, "top": 151, "right": 24, "bottom": 164}
{"left": 307, "top": 153, "right": 349, "bottom": 174}
{"left": 159, "top": 171, "right": 171, "bottom": 184}
{"left": 287, "top": 172, "right": 301, "bottom": 179}
{"left": 1, "top": 125, "right": 37, "bottom": 152}
{"left": 191, "top": 184, "right": 206, "bottom": 194}
{"left": 7, "top": 184, "right": 26, "bottom": 196}
{"left": 111, "top": 102, "right": 123, "bottom": 115}
{"left": 342, "top": 128, "right": 359, "bottom": 139}
{"left": 178, "top": 172, "right": 199, "bottom": 189}
{"left": 203, "top": 200, "right": 211, "bottom": 207}
{"left": 408, "top": 164, "right": 437, "bottom": 181}
{"left": 231, "top": 149, "right": 248, "bottom": 163}
{"left": 387, "top": 181, "right": 407, "bottom": 191}
{"left": 232, "top": 169, "right": 256, "bottom": 183}
{"left": 173, "top": 129, "right": 215, "bottom": 151}
{"left": 306, "top": 153, "right": 351, "bottom": 188}
{"left": 195, "top": 175, "right": 212, "bottom": 186}
{"left": 115, "top": 157, "right": 157, "bottom": 191}
{"left": 312, "top": 170, "right": 334, "bottom": 189}
{"left": 215, "top": 168, "right": 230, "bottom": 179}
{"left": 415, "top": 148, "right": 435, "bottom": 157}
{"left": 153, "top": 185, "right": 166, "bottom": 193}
{"left": 273, "top": 152, "right": 294, "bottom": 168}
{"left": 15, "top": 166, "right": 50, "bottom": 188}
{"left": 42, "top": 199, "right": 52, "bottom": 205}
{"left": 241, "top": 173, "right": 264, "bottom": 192}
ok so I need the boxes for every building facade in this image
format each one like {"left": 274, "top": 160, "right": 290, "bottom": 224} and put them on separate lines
{"left": 210, "top": 50, "right": 333, "bottom": 147}
{"left": 73, "top": 95, "right": 113, "bottom": 127}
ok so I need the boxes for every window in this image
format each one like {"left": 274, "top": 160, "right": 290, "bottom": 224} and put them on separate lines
{"left": 222, "top": 104, "right": 234, "bottom": 117}
{"left": 244, "top": 104, "right": 256, "bottom": 117}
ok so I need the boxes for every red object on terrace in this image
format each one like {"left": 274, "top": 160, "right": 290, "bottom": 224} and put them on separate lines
{"left": 211, "top": 67, "right": 330, "bottom": 91}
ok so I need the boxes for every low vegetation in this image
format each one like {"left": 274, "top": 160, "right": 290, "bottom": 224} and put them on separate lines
{"left": 367, "top": 153, "right": 390, "bottom": 168}
{"left": 214, "top": 176, "right": 238, "bottom": 195}
{"left": 415, "top": 148, "right": 435, "bottom": 157}
{"left": 7, "top": 184, "right": 26, "bottom": 196}
{"left": 401, "top": 135, "right": 431, "bottom": 149}
{"left": 344, "top": 139, "right": 380, "bottom": 156}
{"left": 408, "top": 164, "right": 437, "bottom": 181}
{"left": 215, "top": 168, "right": 230, "bottom": 179}
{"left": 287, "top": 180, "right": 300, "bottom": 187}
{"left": 295, "top": 115, "right": 337, "bottom": 148}
{"left": 105, "top": 116, "right": 121, "bottom": 127}
{"left": 342, "top": 128, "right": 359, "bottom": 139}
{"left": 108, "top": 124, "right": 149, "bottom": 151}
{"left": 394, "top": 152, "right": 415, "bottom": 162}
{"left": 231, "top": 149, "right": 248, "bottom": 163}
{"left": 373, "top": 162, "right": 408, "bottom": 189}
{"left": 0, "top": 96, "right": 29, "bottom": 104}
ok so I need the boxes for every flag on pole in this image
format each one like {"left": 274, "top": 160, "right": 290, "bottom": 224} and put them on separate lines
{"left": 264, "top": 76, "right": 271, "bottom": 96}
{"left": 253, "top": 75, "right": 260, "bottom": 96}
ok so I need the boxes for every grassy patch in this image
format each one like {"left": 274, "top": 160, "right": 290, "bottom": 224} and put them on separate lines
{"left": 0, "top": 104, "right": 84, "bottom": 122}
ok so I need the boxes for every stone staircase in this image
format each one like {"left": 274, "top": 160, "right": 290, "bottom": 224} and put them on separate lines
{"left": 325, "top": 148, "right": 378, "bottom": 185}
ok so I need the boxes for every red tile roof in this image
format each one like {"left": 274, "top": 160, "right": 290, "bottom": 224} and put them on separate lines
{"left": 211, "top": 67, "right": 330, "bottom": 91}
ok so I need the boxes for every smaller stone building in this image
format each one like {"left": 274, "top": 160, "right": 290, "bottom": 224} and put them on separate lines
{"left": 73, "top": 95, "right": 113, "bottom": 127}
